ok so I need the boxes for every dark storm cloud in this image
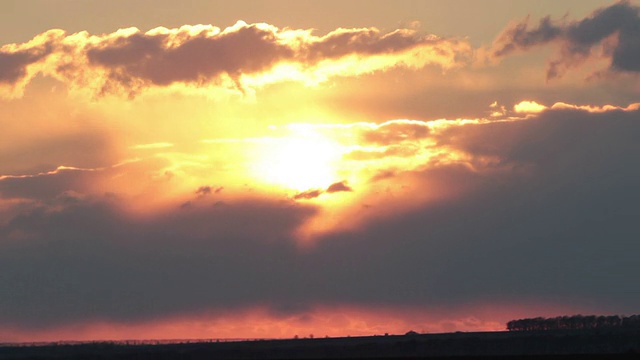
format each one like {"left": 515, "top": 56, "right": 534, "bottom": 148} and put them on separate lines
{"left": 492, "top": 1, "right": 640, "bottom": 78}
{"left": 1, "top": 107, "right": 639, "bottom": 331}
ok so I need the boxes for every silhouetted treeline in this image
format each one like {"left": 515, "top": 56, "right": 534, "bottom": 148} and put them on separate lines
{"left": 507, "top": 314, "right": 640, "bottom": 331}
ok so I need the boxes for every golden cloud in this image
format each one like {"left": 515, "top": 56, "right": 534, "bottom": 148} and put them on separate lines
{"left": 0, "top": 21, "right": 471, "bottom": 98}
{"left": 513, "top": 100, "right": 547, "bottom": 114}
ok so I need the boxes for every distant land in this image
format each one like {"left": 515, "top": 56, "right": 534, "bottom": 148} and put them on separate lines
{"left": 1, "top": 327, "right": 639, "bottom": 359}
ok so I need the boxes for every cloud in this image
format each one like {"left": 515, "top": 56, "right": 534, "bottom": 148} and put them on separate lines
{"left": 344, "top": 145, "right": 421, "bottom": 161}
{"left": 311, "top": 106, "right": 640, "bottom": 310}
{"left": 513, "top": 100, "right": 547, "bottom": 113}
{"left": 0, "top": 48, "right": 46, "bottom": 84}
{"left": 359, "top": 120, "right": 431, "bottom": 145}
{"left": 510, "top": 100, "right": 640, "bottom": 115}
{"left": 190, "top": 185, "right": 224, "bottom": 199}
{"left": 0, "top": 30, "right": 63, "bottom": 97}
{"left": 0, "top": 156, "right": 178, "bottom": 209}
{"left": 491, "top": 1, "right": 640, "bottom": 79}
{"left": 293, "top": 189, "right": 323, "bottom": 200}
{"left": 326, "top": 181, "right": 352, "bottom": 193}
{"left": 130, "top": 142, "right": 174, "bottom": 150}
{"left": 0, "top": 22, "right": 470, "bottom": 98}
{"left": 292, "top": 181, "right": 353, "bottom": 200}
{"left": 0, "top": 305, "right": 519, "bottom": 342}
{"left": 0, "top": 105, "right": 639, "bottom": 335}
{"left": 85, "top": 23, "right": 294, "bottom": 90}
{"left": 195, "top": 185, "right": 211, "bottom": 196}
{"left": 0, "top": 166, "right": 102, "bottom": 200}
{"left": 489, "top": 101, "right": 507, "bottom": 117}
{"left": 0, "top": 109, "right": 119, "bottom": 178}
{"left": 550, "top": 101, "right": 640, "bottom": 112}
{"left": 491, "top": 16, "right": 562, "bottom": 57}
{"left": 0, "top": 196, "right": 316, "bottom": 329}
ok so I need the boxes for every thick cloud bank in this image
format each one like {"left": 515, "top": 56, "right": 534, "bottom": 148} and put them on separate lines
{"left": 1, "top": 106, "right": 638, "bottom": 332}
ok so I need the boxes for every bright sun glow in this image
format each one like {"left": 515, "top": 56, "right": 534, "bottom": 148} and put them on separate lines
{"left": 252, "top": 129, "right": 344, "bottom": 192}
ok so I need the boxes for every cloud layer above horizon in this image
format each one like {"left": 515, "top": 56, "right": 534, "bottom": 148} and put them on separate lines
{"left": 1, "top": 1, "right": 639, "bottom": 342}
{"left": 2, "top": 103, "right": 639, "bottom": 338}
{"left": 0, "top": 20, "right": 469, "bottom": 98}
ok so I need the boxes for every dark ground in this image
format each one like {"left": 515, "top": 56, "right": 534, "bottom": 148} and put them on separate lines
{"left": 1, "top": 328, "right": 639, "bottom": 359}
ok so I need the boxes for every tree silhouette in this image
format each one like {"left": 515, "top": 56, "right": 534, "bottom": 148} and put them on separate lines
{"left": 507, "top": 314, "right": 638, "bottom": 331}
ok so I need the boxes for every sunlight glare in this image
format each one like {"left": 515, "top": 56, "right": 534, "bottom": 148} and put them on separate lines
{"left": 252, "top": 129, "right": 343, "bottom": 192}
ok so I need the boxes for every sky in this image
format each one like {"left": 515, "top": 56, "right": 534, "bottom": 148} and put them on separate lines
{"left": 1, "top": 0, "right": 639, "bottom": 342}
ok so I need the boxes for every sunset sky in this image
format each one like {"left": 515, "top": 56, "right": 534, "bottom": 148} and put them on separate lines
{"left": 1, "top": 0, "right": 640, "bottom": 342}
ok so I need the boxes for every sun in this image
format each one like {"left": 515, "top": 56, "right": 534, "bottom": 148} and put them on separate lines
{"left": 251, "top": 127, "right": 344, "bottom": 192}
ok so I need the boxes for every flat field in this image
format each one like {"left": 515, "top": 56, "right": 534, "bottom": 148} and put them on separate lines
{"left": 1, "top": 328, "right": 639, "bottom": 359}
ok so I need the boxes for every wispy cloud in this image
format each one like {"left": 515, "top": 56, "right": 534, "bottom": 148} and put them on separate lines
{"left": 129, "top": 142, "right": 174, "bottom": 150}
{"left": 490, "top": 1, "right": 640, "bottom": 79}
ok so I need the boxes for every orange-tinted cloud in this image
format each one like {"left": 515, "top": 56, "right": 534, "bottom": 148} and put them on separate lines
{"left": 2, "top": 303, "right": 583, "bottom": 342}
{"left": 0, "top": 22, "right": 470, "bottom": 98}
{"left": 510, "top": 100, "right": 640, "bottom": 115}
{"left": 293, "top": 189, "right": 323, "bottom": 200}
{"left": 325, "top": 181, "right": 352, "bottom": 194}
{"left": 360, "top": 120, "right": 431, "bottom": 145}
{"left": 292, "top": 181, "right": 353, "bottom": 200}
{"left": 513, "top": 100, "right": 547, "bottom": 114}
{"left": 130, "top": 142, "right": 174, "bottom": 150}
{"left": 2, "top": 0, "right": 639, "bottom": 342}
{"left": 550, "top": 101, "right": 640, "bottom": 112}
{"left": 0, "top": 30, "right": 62, "bottom": 97}
{"left": 1, "top": 105, "right": 639, "bottom": 339}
